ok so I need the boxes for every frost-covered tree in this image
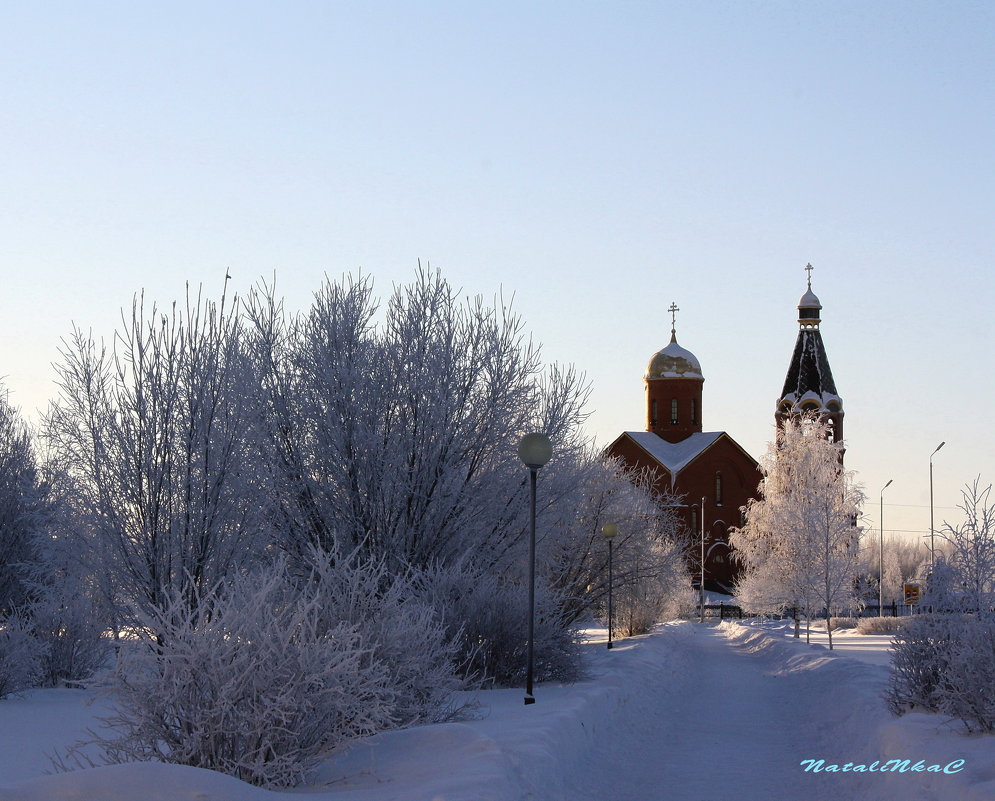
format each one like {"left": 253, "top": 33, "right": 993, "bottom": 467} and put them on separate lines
{"left": 0, "top": 386, "right": 46, "bottom": 616}
{"left": 44, "top": 283, "right": 271, "bottom": 631}
{"left": 938, "top": 478, "right": 995, "bottom": 614}
{"left": 731, "top": 415, "right": 864, "bottom": 648}
{"left": 245, "top": 268, "right": 591, "bottom": 574}
{"left": 539, "top": 457, "right": 689, "bottom": 628}
{"left": 881, "top": 547, "right": 903, "bottom": 607}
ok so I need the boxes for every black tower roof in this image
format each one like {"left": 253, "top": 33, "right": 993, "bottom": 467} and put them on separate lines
{"left": 780, "top": 327, "right": 838, "bottom": 400}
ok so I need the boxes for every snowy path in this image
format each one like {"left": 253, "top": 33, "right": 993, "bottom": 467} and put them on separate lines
{"left": 4, "top": 621, "right": 992, "bottom": 801}
{"left": 561, "top": 624, "right": 883, "bottom": 801}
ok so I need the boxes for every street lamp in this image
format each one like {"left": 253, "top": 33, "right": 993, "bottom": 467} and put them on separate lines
{"left": 699, "top": 496, "right": 706, "bottom": 624}
{"left": 602, "top": 523, "right": 618, "bottom": 649}
{"left": 518, "top": 432, "right": 552, "bottom": 705}
{"left": 929, "top": 442, "right": 945, "bottom": 570}
{"left": 879, "top": 479, "right": 893, "bottom": 614}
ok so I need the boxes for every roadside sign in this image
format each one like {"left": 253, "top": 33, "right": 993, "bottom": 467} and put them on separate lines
{"left": 904, "top": 583, "right": 921, "bottom": 605}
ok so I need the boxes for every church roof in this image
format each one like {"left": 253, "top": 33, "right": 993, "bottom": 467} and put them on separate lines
{"left": 779, "top": 327, "right": 840, "bottom": 405}
{"left": 621, "top": 430, "right": 725, "bottom": 477}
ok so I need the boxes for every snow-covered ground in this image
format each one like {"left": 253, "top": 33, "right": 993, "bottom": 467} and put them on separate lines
{"left": 1, "top": 621, "right": 993, "bottom": 801}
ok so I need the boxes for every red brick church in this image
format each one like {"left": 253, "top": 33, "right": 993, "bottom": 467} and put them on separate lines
{"left": 604, "top": 267, "right": 843, "bottom": 595}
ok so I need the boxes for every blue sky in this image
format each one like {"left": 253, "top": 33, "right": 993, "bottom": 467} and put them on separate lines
{"left": 2, "top": 1, "right": 992, "bottom": 549}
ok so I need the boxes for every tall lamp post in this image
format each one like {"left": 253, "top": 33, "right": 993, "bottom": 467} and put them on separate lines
{"left": 602, "top": 523, "right": 617, "bottom": 649}
{"left": 929, "top": 442, "right": 945, "bottom": 570}
{"left": 879, "top": 479, "right": 893, "bottom": 614}
{"left": 518, "top": 433, "right": 552, "bottom": 706}
{"left": 699, "top": 496, "right": 706, "bottom": 624}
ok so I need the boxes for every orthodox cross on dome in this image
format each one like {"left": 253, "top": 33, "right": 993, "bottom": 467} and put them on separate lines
{"left": 805, "top": 262, "right": 814, "bottom": 288}
{"left": 668, "top": 301, "right": 680, "bottom": 336}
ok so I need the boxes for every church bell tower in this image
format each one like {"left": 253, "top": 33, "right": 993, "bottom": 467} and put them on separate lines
{"left": 776, "top": 264, "right": 844, "bottom": 445}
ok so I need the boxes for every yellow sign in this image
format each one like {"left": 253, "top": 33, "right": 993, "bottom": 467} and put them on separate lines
{"left": 904, "top": 583, "right": 921, "bottom": 605}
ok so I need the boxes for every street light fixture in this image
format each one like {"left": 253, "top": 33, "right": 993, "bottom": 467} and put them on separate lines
{"left": 929, "top": 442, "right": 945, "bottom": 570}
{"left": 518, "top": 432, "right": 552, "bottom": 705}
{"left": 879, "top": 479, "right": 893, "bottom": 614}
{"left": 602, "top": 523, "right": 618, "bottom": 649}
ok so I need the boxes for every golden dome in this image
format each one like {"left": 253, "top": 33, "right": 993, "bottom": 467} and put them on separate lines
{"left": 645, "top": 333, "right": 703, "bottom": 380}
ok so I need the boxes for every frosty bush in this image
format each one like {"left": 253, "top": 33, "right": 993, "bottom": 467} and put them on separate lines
{"left": 938, "top": 616, "right": 995, "bottom": 732}
{"left": 71, "top": 565, "right": 395, "bottom": 788}
{"left": 415, "top": 560, "right": 583, "bottom": 687}
{"left": 882, "top": 611, "right": 995, "bottom": 734}
{"left": 0, "top": 610, "right": 45, "bottom": 698}
{"left": 302, "top": 547, "right": 469, "bottom": 725}
{"left": 30, "top": 572, "right": 111, "bottom": 688}
{"left": 857, "top": 616, "right": 907, "bottom": 635}
{"left": 886, "top": 614, "right": 956, "bottom": 715}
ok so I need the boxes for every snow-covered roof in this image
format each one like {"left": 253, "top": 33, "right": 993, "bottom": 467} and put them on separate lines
{"left": 623, "top": 430, "right": 724, "bottom": 476}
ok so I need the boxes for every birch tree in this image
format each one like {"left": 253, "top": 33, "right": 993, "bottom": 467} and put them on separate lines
{"left": 731, "top": 415, "right": 864, "bottom": 648}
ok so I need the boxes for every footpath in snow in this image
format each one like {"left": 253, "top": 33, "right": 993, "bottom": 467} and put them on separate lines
{"left": 1, "top": 621, "right": 993, "bottom": 801}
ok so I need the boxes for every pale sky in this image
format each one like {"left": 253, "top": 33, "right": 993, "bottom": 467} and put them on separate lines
{"left": 2, "top": 2, "right": 992, "bottom": 550}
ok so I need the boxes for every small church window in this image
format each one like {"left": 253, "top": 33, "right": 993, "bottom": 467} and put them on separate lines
{"left": 651, "top": 399, "right": 657, "bottom": 426}
{"left": 690, "top": 506, "right": 699, "bottom": 536}
{"left": 691, "top": 398, "right": 697, "bottom": 425}
{"left": 715, "top": 472, "right": 723, "bottom": 505}
{"left": 671, "top": 398, "right": 678, "bottom": 425}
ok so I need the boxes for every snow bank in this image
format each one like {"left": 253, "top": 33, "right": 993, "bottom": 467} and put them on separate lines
{"left": 0, "top": 626, "right": 686, "bottom": 801}
{"left": 717, "top": 620, "right": 995, "bottom": 801}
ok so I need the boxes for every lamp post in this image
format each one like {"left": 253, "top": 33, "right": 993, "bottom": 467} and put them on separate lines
{"left": 699, "top": 496, "right": 706, "bottom": 624}
{"left": 602, "top": 523, "right": 617, "bottom": 649}
{"left": 879, "top": 479, "right": 892, "bottom": 614}
{"left": 929, "top": 442, "right": 945, "bottom": 570}
{"left": 518, "top": 432, "right": 552, "bottom": 706}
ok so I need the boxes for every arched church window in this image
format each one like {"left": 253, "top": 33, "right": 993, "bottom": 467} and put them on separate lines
{"left": 715, "top": 472, "right": 723, "bottom": 505}
{"left": 691, "top": 398, "right": 697, "bottom": 425}
{"left": 690, "top": 506, "right": 699, "bottom": 536}
{"left": 671, "top": 398, "right": 678, "bottom": 425}
{"left": 651, "top": 399, "right": 657, "bottom": 426}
